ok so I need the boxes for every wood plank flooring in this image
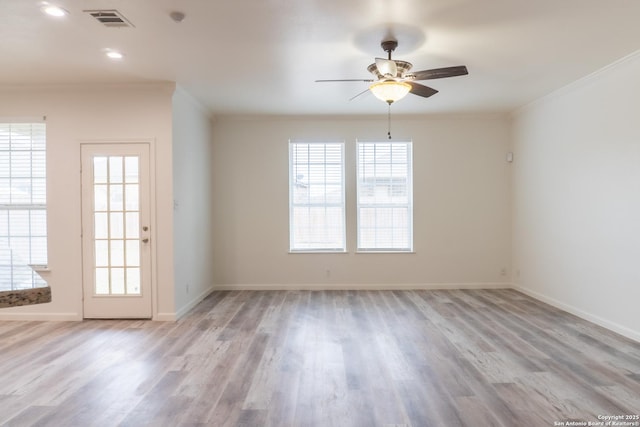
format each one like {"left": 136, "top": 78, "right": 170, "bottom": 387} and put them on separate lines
{"left": 0, "top": 289, "right": 639, "bottom": 426}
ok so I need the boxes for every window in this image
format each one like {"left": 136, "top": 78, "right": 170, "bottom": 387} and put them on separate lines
{"left": 357, "top": 141, "right": 413, "bottom": 252}
{"left": 289, "top": 141, "right": 345, "bottom": 251}
{"left": 0, "top": 122, "right": 47, "bottom": 290}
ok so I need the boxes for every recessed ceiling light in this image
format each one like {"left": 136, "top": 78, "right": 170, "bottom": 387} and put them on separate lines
{"left": 41, "top": 3, "right": 68, "bottom": 17}
{"left": 105, "top": 50, "right": 124, "bottom": 60}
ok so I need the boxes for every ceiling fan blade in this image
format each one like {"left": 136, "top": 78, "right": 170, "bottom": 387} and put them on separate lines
{"left": 411, "top": 66, "right": 468, "bottom": 81}
{"left": 349, "top": 88, "right": 371, "bottom": 101}
{"left": 315, "top": 79, "right": 374, "bottom": 83}
{"left": 408, "top": 82, "right": 439, "bottom": 98}
{"left": 375, "top": 58, "right": 397, "bottom": 77}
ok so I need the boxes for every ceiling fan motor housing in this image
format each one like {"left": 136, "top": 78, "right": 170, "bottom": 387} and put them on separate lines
{"left": 381, "top": 40, "right": 398, "bottom": 54}
{"left": 368, "top": 60, "right": 413, "bottom": 79}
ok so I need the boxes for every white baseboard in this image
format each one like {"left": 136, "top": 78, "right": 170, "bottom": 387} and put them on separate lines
{"left": 213, "top": 282, "right": 511, "bottom": 291}
{"left": 154, "top": 312, "right": 177, "bottom": 321}
{"left": 0, "top": 286, "right": 218, "bottom": 322}
{"left": 0, "top": 312, "right": 81, "bottom": 321}
{"left": 513, "top": 285, "right": 640, "bottom": 343}
{"left": 173, "top": 285, "right": 217, "bottom": 319}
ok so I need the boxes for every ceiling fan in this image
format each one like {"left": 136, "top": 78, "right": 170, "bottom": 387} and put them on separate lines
{"left": 316, "top": 40, "right": 468, "bottom": 105}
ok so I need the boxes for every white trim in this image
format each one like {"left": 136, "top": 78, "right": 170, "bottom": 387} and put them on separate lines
{"left": 1, "top": 121, "right": 48, "bottom": 289}
{"left": 355, "top": 251, "right": 416, "bottom": 254}
{"left": 154, "top": 312, "right": 177, "bottom": 321}
{"left": 0, "top": 312, "right": 81, "bottom": 321}
{"left": 0, "top": 116, "right": 46, "bottom": 123}
{"left": 149, "top": 139, "right": 159, "bottom": 321}
{"left": 513, "top": 285, "right": 640, "bottom": 343}
{"left": 0, "top": 82, "right": 176, "bottom": 94}
{"left": 512, "top": 48, "right": 640, "bottom": 118}
{"left": 175, "top": 285, "right": 217, "bottom": 319}
{"left": 289, "top": 140, "right": 346, "bottom": 252}
{"left": 210, "top": 112, "right": 509, "bottom": 122}
{"left": 356, "top": 140, "right": 413, "bottom": 252}
{"left": 213, "top": 282, "right": 511, "bottom": 291}
{"left": 79, "top": 140, "right": 156, "bottom": 319}
{"left": 288, "top": 250, "right": 348, "bottom": 254}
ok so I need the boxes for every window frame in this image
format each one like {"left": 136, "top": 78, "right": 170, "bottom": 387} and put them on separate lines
{"left": 356, "top": 140, "right": 413, "bottom": 253}
{"left": 289, "top": 140, "right": 346, "bottom": 253}
{"left": 0, "top": 120, "right": 48, "bottom": 291}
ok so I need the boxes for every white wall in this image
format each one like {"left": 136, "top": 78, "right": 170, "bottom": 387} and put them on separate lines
{"left": 0, "top": 83, "right": 176, "bottom": 320}
{"left": 512, "top": 52, "right": 640, "bottom": 341}
{"left": 211, "top": 114, "right": 512, "bottom": 288}
{"left": 172, "top": 87, "right": 215, "bottom": 316}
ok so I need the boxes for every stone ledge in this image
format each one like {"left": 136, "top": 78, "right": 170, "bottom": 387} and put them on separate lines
{"left": 0, "top": 286, "right": 52, "bottom": 308}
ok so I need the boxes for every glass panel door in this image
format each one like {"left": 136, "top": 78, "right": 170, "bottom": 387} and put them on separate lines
{"left": 81, "top": 143, "right": 152, "bottom": 318}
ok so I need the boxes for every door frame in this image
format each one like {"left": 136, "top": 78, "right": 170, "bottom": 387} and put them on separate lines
{"left": 79, "top": 139, "right": 158, "bottom": 319}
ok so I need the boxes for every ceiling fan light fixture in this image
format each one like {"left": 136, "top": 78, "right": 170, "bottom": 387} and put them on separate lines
{"left": 369, "top": 80, "right": 411, "bottom": 104}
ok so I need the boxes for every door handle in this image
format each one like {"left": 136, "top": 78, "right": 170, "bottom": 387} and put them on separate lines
{"left": 142, "top": 238, "right": 149, "bottom": 243}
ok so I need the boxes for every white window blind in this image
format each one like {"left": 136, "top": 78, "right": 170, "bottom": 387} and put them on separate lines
{"left": 289, "top": 141, "right": 345, "bottom": 251}
{"left": 357, "top": 141, "right": 413, "bottom": 252}
{"left": 0, "top": 122, "right": 47, "bottom": 290}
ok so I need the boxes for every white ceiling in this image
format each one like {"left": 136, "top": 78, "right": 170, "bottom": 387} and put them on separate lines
{"left": 3, "top": 0, "right": 640, "bottom": 116}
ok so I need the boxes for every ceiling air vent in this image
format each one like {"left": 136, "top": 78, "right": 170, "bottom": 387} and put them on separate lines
{"left": 83, "top": 9, "right": 135, "bottom": 28}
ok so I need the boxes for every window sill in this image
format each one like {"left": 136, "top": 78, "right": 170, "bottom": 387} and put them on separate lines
{"left": 355, "top": 251, "right": 415, "bottom": 254}
{"left": 288, "top": 250, "right": 348, "bottom": 254}
{"left": 29, "top": 264, "right": 50, "bottom": 273}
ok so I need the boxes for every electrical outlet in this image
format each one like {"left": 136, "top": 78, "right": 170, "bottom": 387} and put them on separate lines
{"left": 186, "top": 283, "right": 190, "bottom": 294}
{"left": 500, "top": 268, "right": 507, "bottom": 277}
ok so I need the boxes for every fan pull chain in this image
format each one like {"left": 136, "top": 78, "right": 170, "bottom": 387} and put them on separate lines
{"left": 387, "top": 103, "right": 392, "bottom": 139}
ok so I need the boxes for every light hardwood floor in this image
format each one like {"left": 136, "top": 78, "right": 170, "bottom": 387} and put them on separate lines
{"left": 0, "top": 289, "right": 639, "bottom": 426}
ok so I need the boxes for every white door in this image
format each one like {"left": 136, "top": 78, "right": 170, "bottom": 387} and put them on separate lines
{"left": 81, "top": 143, "right": 152, "bottom": 318}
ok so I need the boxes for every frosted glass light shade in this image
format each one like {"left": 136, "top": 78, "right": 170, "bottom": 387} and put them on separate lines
{"left": 369, "top": 81, "right": 411, "bottom": 104}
